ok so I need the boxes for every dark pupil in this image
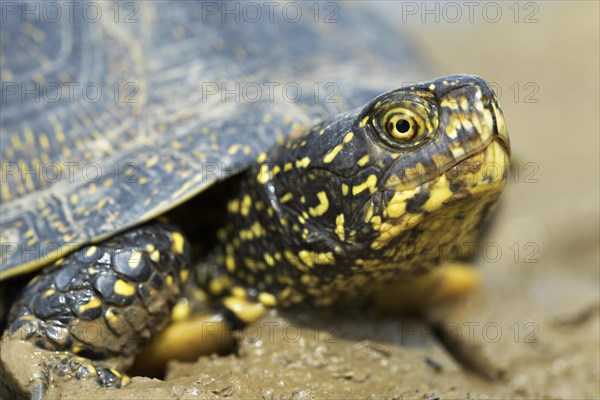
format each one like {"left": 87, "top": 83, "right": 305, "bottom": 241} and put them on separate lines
{"left": 395, "top": 119, "right": 410, "bottom": 134}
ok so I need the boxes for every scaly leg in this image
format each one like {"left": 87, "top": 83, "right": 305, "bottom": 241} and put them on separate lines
{"left": 1, "top": 222, "right": 190, "bottom": 397}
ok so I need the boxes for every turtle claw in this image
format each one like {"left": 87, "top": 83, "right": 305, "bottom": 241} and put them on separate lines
{"left": 93, "top": 366, "right": 131, "bottom": 389}
{"left": 30, "top": 383, "right": 46, "bottom": 400}
{"left": 0, "top": 340, "right": 131, "bottom": 399}
{"left": 45, "top": 354, "right": 130, "bottom": 389}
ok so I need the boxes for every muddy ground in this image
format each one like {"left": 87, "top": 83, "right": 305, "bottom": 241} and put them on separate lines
{"left": 4, "top": 2, "right": 600, "bottom": 399}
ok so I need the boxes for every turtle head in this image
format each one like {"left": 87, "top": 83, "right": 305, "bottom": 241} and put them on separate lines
{"left": 234, "top": 75, "right": 510, "bottom": 306}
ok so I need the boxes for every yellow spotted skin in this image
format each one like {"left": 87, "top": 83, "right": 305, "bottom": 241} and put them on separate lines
{"left": 206, "top": 75, "right": 510, "bottom": 308}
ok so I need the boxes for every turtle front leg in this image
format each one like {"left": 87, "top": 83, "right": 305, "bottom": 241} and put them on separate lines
{"left": 131, "top": 290, "right": 268, "bottom": 377}
{"left": 0, "top": 222, "right": 190, "bottom": 398}
{"left": 373, "top": 262, "right": 481, "bottom": 315}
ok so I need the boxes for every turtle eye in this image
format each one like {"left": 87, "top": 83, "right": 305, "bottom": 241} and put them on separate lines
{"left": 381, "top": 108, "right": 425, "bottom": 144}
{"left": 385, "top": 114, "right": 419, "bottom": 142}
{"left": 369, "top": 92, "right": 438, "bottom": 148}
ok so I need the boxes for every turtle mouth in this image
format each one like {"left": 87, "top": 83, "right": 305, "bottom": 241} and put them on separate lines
{"left": 448, "top": 135, "right": 510, "bottom": 189}
{"left": 452, "top": 99, "right": 511, "bottom": 178}
{"left": 488, "top": 95, "right": 510, "bottom": 156}
{"left": 448, "top": 96, "right": 511, "bottom": 189}
{"left": 443, "top": 85, "right": 510, "bottom": 175}
{"left": 381, "top": 133, "right": 510, "bottom": 194}
{"left": 438, "top": 76, "right": 511, "bottom": 180}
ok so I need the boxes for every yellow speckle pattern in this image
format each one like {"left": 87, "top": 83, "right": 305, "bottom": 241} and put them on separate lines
{"left": 171, "top": 231, "right": 185, "bottom": 254}
{"left": 422, "top": 176, "right": 453, "bottom": 212}
{"left": 258, "top": 292, "right": 277, "bottom": 306}
{"left": 323, "top": 144, "right": 344, "bottom": 163}
{"left": 150, "top": 249, "right": 160, "bottom": 263}
{"left": 171, "top": 299, "right": 191, "bottom": 321}
{"left": 78, "top": 298, "right": 102, "bottom": 314}
{"left": 308, "top": 191, "right": 329, "bottom": 217}
{"left": 357, "top": 155, "right": 370, "bottom": 166}
{"left": 385, "top": 188, "right": 419, "bottom": 218}
{"left": 223, "top": 296, "right": 266, "bottom": 323}
{"left": 85, "top": 246, "right": 97, "bottom": 258}
{"left": 296, "top": 157, "right": 311, "bottom": 168}
{"left": 257, "top": 165, "right": 270, "bottom": 184}
{"left": 341, "top": 183, "right": 349, "bottom": 196}
{"left": 335, "top": 214, "right": 345, "bottom": 241}
{"left": 352, "top": 174, "right": 378, "bottom": 195}
{"left": 240, "top": 195, "right": 252, "bottom": 216}
{"left": 128, "top": 250, "right": 142, "bottom": 269}
{"left": 114, "top": 279, "right": 136, "bottom": 297}
{"left": 280, "top": 192, "right": 294, "bottom": 203}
